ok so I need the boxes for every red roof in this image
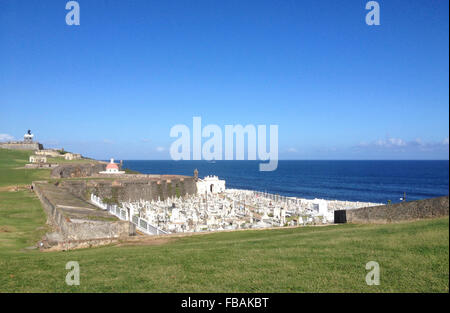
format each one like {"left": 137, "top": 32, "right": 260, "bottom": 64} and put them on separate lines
{"left": 106, "top": 163, "right": 119, "bottom": 170}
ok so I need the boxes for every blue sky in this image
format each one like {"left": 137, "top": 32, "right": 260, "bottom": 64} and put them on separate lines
{"left": 0, "top": 0, "right": 448, "bottom": 160}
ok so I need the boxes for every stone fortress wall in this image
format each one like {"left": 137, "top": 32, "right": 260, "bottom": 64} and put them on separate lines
{"left": 0, "top": 130, "right": 43, "bottom": 151}
{"left": 51, "top": 163, "right": 107, "bottom": 178}
{"left": 33, "top": 181, "right": 135, "bottom": 250}
{"left": 0, "top": 142, "right": 43, "bottom": 150}
{"left": 60, "top": 176, "right": 197, "bottom": 203}
{"left": 344, "top": 196, "right": 449, "bottom": 223}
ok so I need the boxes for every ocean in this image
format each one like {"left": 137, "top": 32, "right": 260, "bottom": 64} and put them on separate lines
{"left": 122, "top": 160, "right": 449, "bottom": 204}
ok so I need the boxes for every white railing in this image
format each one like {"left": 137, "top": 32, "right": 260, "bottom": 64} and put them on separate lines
{"left": 90, "top": 194, "right": 168, "bottom": 235}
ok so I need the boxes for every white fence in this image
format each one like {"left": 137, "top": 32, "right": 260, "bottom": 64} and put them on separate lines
{"left": 90, "top": 194, "right": 168, "bottom": 235}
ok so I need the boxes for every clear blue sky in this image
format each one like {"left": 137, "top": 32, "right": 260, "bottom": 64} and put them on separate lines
{"left": 1, "top": 0, "right": 448, "bottom": 160}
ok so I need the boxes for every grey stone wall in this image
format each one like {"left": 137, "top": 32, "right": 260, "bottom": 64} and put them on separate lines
{"left": 346, "top": 196, "right": 449, "bottom": 223}
{"left": 33, "top": 182, "right": 135, "bottom": 241}
{"left": 60, "top": 177, "right": 197, "bottom": 203}
{"left": 51, "top": 163, "right": 106, "bottom": 178}
{"left": 0, "top": 142, "right": 42, "bottom": 150}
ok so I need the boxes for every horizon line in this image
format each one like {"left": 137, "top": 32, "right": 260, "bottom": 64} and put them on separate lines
{"left": 111, "top": 159, "right": 450, "bottom": 161}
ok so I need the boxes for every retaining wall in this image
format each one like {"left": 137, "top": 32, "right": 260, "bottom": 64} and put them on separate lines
{"left": 346, "top": 196, "right": 449, "bottom": 223}
{"left": 51, "top": 163, "right": 106, "bottom": 178}
{"left": 33, "top": 182, "right": 135, "bottom": 241}
{"left": 0, "top": 142, "right": 42, "bottom": 150}
{"left": 60, "top": 177, "right": 197, "bottom": 202}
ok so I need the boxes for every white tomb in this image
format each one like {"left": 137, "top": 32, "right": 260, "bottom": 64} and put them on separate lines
{"left": 196, "top": 175, "right": 226, "bottom": 194}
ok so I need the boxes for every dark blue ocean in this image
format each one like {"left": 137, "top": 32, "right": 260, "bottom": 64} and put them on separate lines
{"left": 122, "top": 160, "right": 449, "bottom": 204}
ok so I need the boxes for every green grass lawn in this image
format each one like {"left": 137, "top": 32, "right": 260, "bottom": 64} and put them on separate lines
{"left": 0, "top": 148, "right": 448, "bottom": 292}
{"left": 0, "top": 149, "right": 51, "bottom": 186}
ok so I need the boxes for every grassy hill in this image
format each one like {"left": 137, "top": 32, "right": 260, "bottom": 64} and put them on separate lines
{"left": 0, "top": 148, "right": 448, "bottom": 292}
{"left": 0, "top": 149, "right": 51, "bottom": 187}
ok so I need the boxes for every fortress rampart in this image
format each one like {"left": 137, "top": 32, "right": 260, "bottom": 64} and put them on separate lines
{"left": 51, "top": 163, "right": 107, "bottom": 178}
{"left": 0, "top": 142, "right": 43, "bottom": 150}
{"left": 33, "top": 182, "right": 135, "bottom": 248}
{"left": 343, "top": 196, "right": 449, "bottom": 223}
{"left": 60, "top": 176, "right": 197, "bottom": 203}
